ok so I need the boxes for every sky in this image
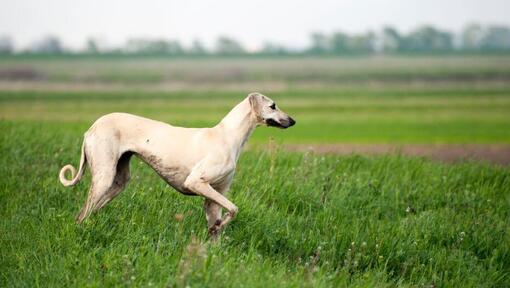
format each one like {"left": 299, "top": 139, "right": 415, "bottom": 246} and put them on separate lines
{"left": 1, "top": 0, "right": 509, "bottom": 51}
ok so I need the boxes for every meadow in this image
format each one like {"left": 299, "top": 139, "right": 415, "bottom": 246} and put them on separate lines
{"left": 1, "top": 55, "right": 510, "bottom": 287}
{"left": 2, "top": 87, "right": 510, "bottom": 144}
{"left": 2, "top": 55, "right": 510, "bottom": 84}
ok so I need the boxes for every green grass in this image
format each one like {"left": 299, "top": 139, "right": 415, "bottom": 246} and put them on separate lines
{"left": 1, "top": 55, "right": 510, "bottom": 287}
{"left": 1, "top": 121, "right": 509, "bottom": 287}
{"left": 1, "top": 87, "right": 510, "bottom": 143}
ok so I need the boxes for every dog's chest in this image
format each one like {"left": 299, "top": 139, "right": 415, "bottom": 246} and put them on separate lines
{"left": 138, "top": 152, "right": 235, "bottom": 195}
{"left": 155, "top": 165, "right": 193, "bottom": 194}
{"left": 137, "top": 153, "right": 191, "bottom": 193}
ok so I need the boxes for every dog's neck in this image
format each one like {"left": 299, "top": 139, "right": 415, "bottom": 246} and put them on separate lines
{"left": 217, "top": 98, "right": 258, "bottom": 159}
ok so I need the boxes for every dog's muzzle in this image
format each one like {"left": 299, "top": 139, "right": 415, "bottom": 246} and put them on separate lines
{"left": 265, "top": 117, "right": 296, "bottom": 129}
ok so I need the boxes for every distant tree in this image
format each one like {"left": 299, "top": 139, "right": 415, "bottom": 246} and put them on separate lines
{"left": 8, "top": 23, "right": 510, "bottom": 56}
{"left": 260, "top": 42, "right": 289, "bottom": 55}
{"left": 382, "top": 27, "right": 401, "bottom": 53}
{"left": 0, "top": 35, "right": 13, "bottom": 54}
{"left": 480, "top": 26, "right": 510, "bottom": 51}
{"left": 309, "top": 32, "right": 330, "bottom": 54}
{"left": 85, "top": 38, "right": 99, "bottom": 54}
{"left": 461, "top": 24, "right": 483, "bottom": 50}
{"left": 166, "top": 40, "right": 183, "bottom": 55}
{"left": 401, "top": 26, "right": 453, "bottom": 52}
{"left": 124, "top": 38, "right": 146, "bottom": 53}
{"left": 330, "top": 32, "right": 349, "bottom": 54}
{"left": 148, "top": 40, "right": 169, "bottom": 54}
{"left": 347, "top": 32, "right": 376, "bottom": 53}
{"left": 309, "top": 31, "right": 375, "bottom": 55}
{"left": 30, "top": 36, "right": 63, "bottom": 54}
{"left": 216, "top": 36, "right": 245, "bottom": 55}
{"left": 124, "top": 38, "right": 183, "bottom": 55}
{"left": 189, "top": 39, "right": 207, "bottom": 55}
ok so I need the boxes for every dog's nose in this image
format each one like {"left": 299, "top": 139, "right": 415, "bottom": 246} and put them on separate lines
{"left": 288, "top": 117, "right": 296, "bottom": 127}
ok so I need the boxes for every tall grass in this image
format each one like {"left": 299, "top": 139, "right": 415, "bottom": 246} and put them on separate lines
{"left": 1, "top": 122, "right": 509, "bottom": 287}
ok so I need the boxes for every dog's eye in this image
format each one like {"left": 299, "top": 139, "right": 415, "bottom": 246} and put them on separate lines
{"left": 269, "top": 103, "right": 276, "bottom": 110}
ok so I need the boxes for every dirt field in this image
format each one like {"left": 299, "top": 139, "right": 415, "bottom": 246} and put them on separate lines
{"left": 284, "top": 144, "right": 510, "bottom": 165}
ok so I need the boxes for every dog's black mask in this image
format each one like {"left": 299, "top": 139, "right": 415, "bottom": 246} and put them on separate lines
{"left": 265, "top": 118, "right": 295, "bottom": 129}
{"left": 265, "top": 118, "right": 284, "bottom": 128}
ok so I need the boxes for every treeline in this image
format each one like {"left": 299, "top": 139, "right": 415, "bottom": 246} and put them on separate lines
{"left": 312, "top": 24, "right": 510, "bottom": 54}
{"left": 1, "top": 24, "right": 509, "bottom": 56}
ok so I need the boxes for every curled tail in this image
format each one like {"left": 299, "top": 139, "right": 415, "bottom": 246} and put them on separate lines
{"left": 59, "top": 141, "right": 87, "bottom": 187}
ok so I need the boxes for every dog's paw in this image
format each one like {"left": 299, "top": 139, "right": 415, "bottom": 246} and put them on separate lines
{"left": 208, "top": 225, "right": 219, "bottom": 235}
{"left": 208, "top": 219, "right": 222, "bottom": 237}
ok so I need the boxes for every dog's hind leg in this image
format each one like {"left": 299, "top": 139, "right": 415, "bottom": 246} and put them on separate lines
{"left": 76, "top": 152, "right": 132, "bottom": 223}
{"left": 94, "top": 152, "right": 132, "bottom": 210}
{"left": 76, "top": 170, "right": 116, "bottom": 223}
{"left": 76, "top": 167, "right": 116, "bottom": 223}
{"left": 75, "top": 138, "right": 119, "bottom": 223}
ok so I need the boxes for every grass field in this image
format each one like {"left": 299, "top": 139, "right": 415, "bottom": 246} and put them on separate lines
{"left": 1, "top": 56, "right": 510, "bottom": 287}
{"left": 1, "top": 87, "right": 510, "bottom": 144}
{"left": 2, "top": 55, "right": 510, "bottom": 84}
{"left": 1, "top": 122, "right": 509, "bottom": 287}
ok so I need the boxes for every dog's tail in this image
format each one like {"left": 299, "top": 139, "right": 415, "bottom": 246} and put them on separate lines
{"left": 59, "top": 141, "right": 87, "bottom": 187}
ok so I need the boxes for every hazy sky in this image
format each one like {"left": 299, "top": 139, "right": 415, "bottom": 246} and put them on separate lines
{"left": 1, "top": 0, "right": 509, "bottom": 50}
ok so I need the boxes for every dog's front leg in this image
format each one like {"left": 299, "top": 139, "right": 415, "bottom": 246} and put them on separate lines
{"left": 184, "top": 176, "right": 238, "bottom": 237}
{"left": 204, "top": 199, "right": 222, "bottom": 236}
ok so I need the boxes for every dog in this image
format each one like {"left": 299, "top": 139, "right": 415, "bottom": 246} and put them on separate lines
{"left": 59, "top": 92, "right": 295, "bottom": 236}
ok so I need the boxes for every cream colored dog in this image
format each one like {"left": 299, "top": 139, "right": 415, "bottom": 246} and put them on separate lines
{"left": 59, "top": 92, "right": 295, "bottom": 236}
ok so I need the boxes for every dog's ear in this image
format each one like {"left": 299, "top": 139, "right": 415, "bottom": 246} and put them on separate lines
{"left": 248, "top": 92, "right": 261, "bottom": 111}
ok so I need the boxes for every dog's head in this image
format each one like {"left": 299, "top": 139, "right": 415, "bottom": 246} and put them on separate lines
{"left": 248, "top": 92, "right": 296, "bottom": 129}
